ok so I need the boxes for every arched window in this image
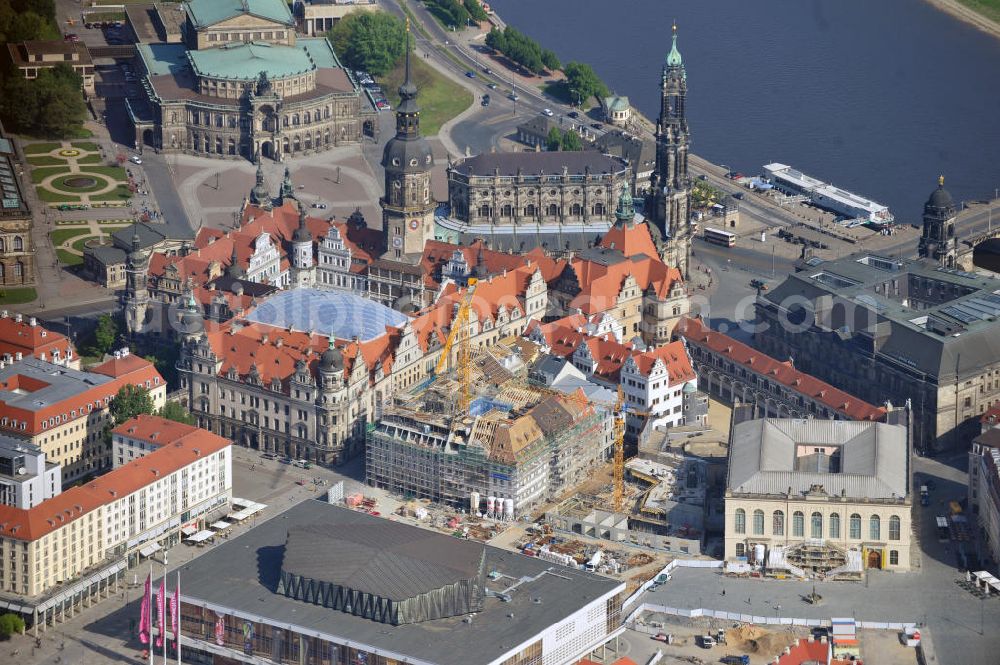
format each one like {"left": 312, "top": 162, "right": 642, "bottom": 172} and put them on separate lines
{"left": 479, "top": 205, "right": 491, "bottom": 218}
{"left": 889, "top": 550, "right": 899, "bottom": 566}
{"left": 889, "top": 515, "right": 901, "bottom": 540}
{"left": 12, "top": 237, "right": 21, "bottom": 251}
{"left": 0, "top": 238, "right": 5, "bottom": 252}
{"left": 292, "top": 114, "right": 300, "bottom": 126}
{"left": 594, "top": 202, "right": 605, "bottom": 216}
{"left": 869, "top": 515, "right": 881, "bottom": 540}
{"left": 228, "top": 139, "right": 236, "bottom": 156}
{"left": 772, "top": 510, "right": 784, "bottom": 536}
{"left": 734, "top": 508, "right": 745, "bottom": 534}
{"left": 501, "top": 204, "right": 513, "bottom": 217}
{"left": 14, "top": 262, "right": 22, "bottom": 278}
{"left": 752, "top": 509, "right": 764, "bottom": 536}
{"left": 735, "top": 542, "right": 745, "bottom": 558}
{"left": 849, "top": 513, "right": 862, "bottom": 539}
{"left": 525, "top": 204, "right": 536, "bottom": 217}
{"left": 305, "top": 134, "right": 312, "bottom": 150}
{"left": 571, "top": 203, "right": 582, "bottom": 216}
{"left": 547, "top": 203, "right": 558, "bottom": 217}
{"left": 792, "top": 511, "right": 804, "bottom": 537}
{"left": 811, "top": 512, "right": 823, "bottom": 539}
{"left": 829, "top": 512, "right": 841, "bottom": 539}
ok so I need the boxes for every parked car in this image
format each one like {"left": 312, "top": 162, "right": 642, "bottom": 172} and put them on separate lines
{"left": 261, "top": 452, "right": 278, "bottom": 460}
{"left": 590, "top": 122, "right": 602, "bottom": 129}
{"left": 567, "top": 111, "right": 579, "bottom": 119}
{"left": 64, "top": 34, "right": 78, "bottom": 42}
{"left": 651, "top": 633, "right": 670, "bottom": 643}
{"left": 279, "top": 457, "right": 292, "bottom": 465}
{"left": 129, "top": 155, "right": 142, "bottom": 165}
{"left": 481, "top": 94, "right": 490, "bottom": 107}
{"left": 542, "top": 108, "right": 554, "bottom": 117}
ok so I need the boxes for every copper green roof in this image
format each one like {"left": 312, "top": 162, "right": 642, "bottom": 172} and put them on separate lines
{"left": 185, "top": 0, "right": 293, "bottom": 29}
{"left": 603, "top": 95, "right": 630, "bottom": 112}
{"left": 188, "top": 42, "right": 315, "bottom": 80}
{"left": 666, "top": 24, "right": 683, "bottom": 67}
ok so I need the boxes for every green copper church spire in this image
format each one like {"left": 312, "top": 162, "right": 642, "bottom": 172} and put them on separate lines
{"left": 615, "top": 184, "right": 634, "bottom": 225}
{"left": 666, "top": 22, "right": 683, "bottom": 68}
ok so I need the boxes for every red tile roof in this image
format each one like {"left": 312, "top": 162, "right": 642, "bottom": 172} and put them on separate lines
{"left": 418, "top": 239, "right": 527, "bottom": 289}
{"left": 567, "top": 254, "right": 683, "bottom": 314}
{"left": 599, "top": 221, "right": 659, "bottom": 259}
{"left": 113, "top": 413, "right": 201, "bottom": 447}
{"left": 0, "top": 314, "right": 74, "bottom": 364}
{"left": 776, "top": 638, "right": 829, "bottom": 665}
{"left": 982, "top": 405, "right": 1000, "bottom": 426}
{"left": 0, "top": 417, "right": 229, "bottom": 541}
{"left": 676, "top": 317, "right": 887, "bottom": 421}
{"left": 629, "top": 340, "right": 696, "bottom": 383}
{"left": 0, "top": 355, "right": 164, "bottom": 436}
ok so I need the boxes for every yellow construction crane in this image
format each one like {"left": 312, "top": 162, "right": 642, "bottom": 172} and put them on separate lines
{"left": 434, "top": 278, "right": 478, "bottom": 413}
{"left": 611, "top": 386, "right": 651, "bottom": 514}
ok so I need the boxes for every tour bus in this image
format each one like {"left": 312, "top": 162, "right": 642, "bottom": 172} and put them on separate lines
{"left": 703, "top": 226, "right": 736, "bottom": 247}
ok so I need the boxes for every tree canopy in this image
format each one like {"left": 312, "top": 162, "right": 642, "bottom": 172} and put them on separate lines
{"left": 464, "top": 0, "right": 489, "bottom": 22}
{"left": 159, "top": 401, "right": 195, "bottom": 425}
{"left": 0, "top": 612, "right": 25, "bottom": 640}
{"left": 109, "top": 384, "right": 155, "bottom": 425}
{"left": 327, "top": 11, "right": 407, "bottom": 78}
{"left": 563, "top": 61, "right": 609, "bottom": 106}
{"left": 0, "top": 0, "right": 59, "bottom": 44}
{"left": 0, "top": 64, "right": 87, "bottom": 138}
{"left": 485, "top": 26, "right": 559, "bottom": 75}
{"left": 546, "top": 126, "right": 583, "bottom": 152}
{"left": 86, "top": 313, "right": 119, "bottom": 357}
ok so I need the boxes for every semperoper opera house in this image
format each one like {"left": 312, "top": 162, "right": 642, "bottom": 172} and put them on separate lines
{"left": 129, "top": 0, "right": 372, "bottom": 159}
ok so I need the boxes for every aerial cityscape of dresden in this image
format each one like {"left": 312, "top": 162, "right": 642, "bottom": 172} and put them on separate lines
{"left": 0, "top": 0, "right": 997, "bottom": 664}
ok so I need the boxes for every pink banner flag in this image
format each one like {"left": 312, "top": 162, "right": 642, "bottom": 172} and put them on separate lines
{"left": 170, "top": 575, "right": 180, "bottom": 646}
{"left": 156, "top": 577, "right": 166, "bottom": 648}
{"left": 138, "top": 573, "right": 151, "bottom": 645}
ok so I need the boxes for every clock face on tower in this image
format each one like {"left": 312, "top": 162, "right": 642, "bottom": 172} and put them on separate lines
{"left": 409, "top": 219, "right": 419, "bottom": 230}
{"left": 392, "top": 237, "right": 403, "bottom": 248}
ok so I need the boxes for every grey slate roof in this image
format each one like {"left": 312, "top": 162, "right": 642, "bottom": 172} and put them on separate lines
{"left": 727, "top": 419, "right": 908, "bottom": 500}
{"left": 0, "top": 358, "right": 111, "bottom": 412}
{"left": 761, "top": 253, "right": 1000, "bottom": 381}
{"left": 177, "top": 500, "right": 622, "bottom": 665}
{"left": 281, "top": 523, "right": 484, "bottom": 602}
{"left": 453, "top": 151, "right": 627, "bottom": 177}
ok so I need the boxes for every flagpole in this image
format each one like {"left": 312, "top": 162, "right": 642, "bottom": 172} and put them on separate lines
{"left": 163, "top": 558, "right": 168, "bottom": 665}
{"left": 148, "top": 562, "right": 154, "bottom": 665}
{"left": 176, "top": 569, "right": 182, "bottom": 665}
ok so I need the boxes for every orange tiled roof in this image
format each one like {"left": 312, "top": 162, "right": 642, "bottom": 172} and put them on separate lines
{"left": 567, "top": 255, "right": 683, "bottom": 314}
{"left": 579, "top": 334, "right": 634, "bottom": 382}
{"left": 0, "top": 314, "right": 74, "bottom": 364}
{"left": 776, "top": 638, "right": 829, "bottom": 665}
{"left": 676, "top": 317, "right": 886, "bottom": 421}
{"left": 629, "top": 339, "right": 696, "bottom": 383}
{"left": 0, "top": 418, "right": 229, "bottom": 541}
{"left": 419, "top": 239, "right": 528, "bottom": 289}
{"left": 0, "top": 355, "right": 164, "bottom": 436}
{"left": 599, "top": 220, "right": 659, "bottom": 259}
{"left": 114, "top": 413, "right": 201, "bottom": 446}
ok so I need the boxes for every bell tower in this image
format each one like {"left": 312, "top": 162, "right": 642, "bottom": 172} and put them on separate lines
{"left": 380, "top": 20, "right": 436, "bottom": 262}
{"left": 648, "top": 22, "right": 692, "bottom": 278}
{"left": 123, "top": 227, "right": 149, "bottom": 336}
{"left": 918, "top": 176, "right": 958, "bottom": 268}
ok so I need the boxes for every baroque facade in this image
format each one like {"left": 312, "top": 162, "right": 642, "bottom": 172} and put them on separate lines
{"left": 0, "top": 137, "right": 34, "bottom": 287}
{"left": 130, "top": 0, "right": 372, "bottom": 160}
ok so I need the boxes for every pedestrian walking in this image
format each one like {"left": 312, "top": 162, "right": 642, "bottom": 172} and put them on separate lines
{"left": 721, "top": 588, "right": 726, "bottom": 596}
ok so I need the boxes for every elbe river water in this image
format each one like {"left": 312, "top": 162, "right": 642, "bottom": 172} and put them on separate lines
{"left": 486, "top": 0, "right": 1000, "bottom": 224}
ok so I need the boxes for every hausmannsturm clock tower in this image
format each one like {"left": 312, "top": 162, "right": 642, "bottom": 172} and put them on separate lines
{"left": 380, "top": 21, "right": 436, "bottom": 262}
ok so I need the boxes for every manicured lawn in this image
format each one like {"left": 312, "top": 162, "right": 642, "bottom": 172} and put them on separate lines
{"left": 36, "top": 188, "right": 80, "bottom": 203}
{"left": 77, "top": 154, "right": 104, "bottom": 164}
{"left": 27, "top": 155, "right": 67, "bottom": 167}
{"left": 56, "top": 249, "right": 83, "bottom": 266}
{"left": 50, "top": 228, "right": 91, "bottom": 247}
{"left": 64, "top": 127, "right": 93, "bottom": 139}
{"left": 71, "top": 236, "right": 98, "bottom": 253}
{"left": 23, "top": 143, "right": 61, "bottom": 154}
{"left": 0, "top": 287, "right": 38, "bottom": 304}
{"left": 31, "top": 166, "right": 71, "bottom": 184}
{"left": 90, "top": 185, "right": 133, "bottom": 202}
{"left": 382, "top": 55, "right": 472, "bottom": 137}
{"left": 71, "top": 142, "right": 100, "bottom": 152}
{"left": 79, "top": 165, "right": 127, "bottom": 181}
{"left": 50, "top": 174, "right": 110, "bottom": 194}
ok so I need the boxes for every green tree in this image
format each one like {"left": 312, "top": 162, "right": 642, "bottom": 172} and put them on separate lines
{"left": 93, "top": 313, "right": 119, "bottom": 356}
{"left": 327, "top": 11, "right": 407, "bottom": 77}
{"left": 0, "top": 65, "right": 86, "bottom": 138}
{"left": 464, "top": 0, "right": 489, "bottom": 22}
{"left": 563, "top": 61, "right": 609, "bottom": 106}
{"left": 109, "top": 384, "right": 155, "bottom": 425}
{"left": 546, "top": 126, "right": 562, "bottom": 152}
{"left": 0, "top": 612, "right": 26, "bottom": 640}
{"left": 425, "top": 0, "right": 470, "bottom": 28}
{"left": 540, "top": 48, "right": 560, "bottom": 72}
{"left": 560, "top": 129, "right": 583, "bottom": 151}
{"left": 159, "top": 401, "right": 195, "bottom": 425}
{"left": 484, "top": 26, "right": 553, "bottom": 75}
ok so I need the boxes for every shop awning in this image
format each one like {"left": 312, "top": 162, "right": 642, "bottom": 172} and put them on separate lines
{"left": 181, "top": 525, "right": 199, "bottom": 537}
{"left": 138, "top": 542, "right": 162, "bottom": 558}
{"left": 185, "top": 530, "right": 214, "bottom": 544}
{"left": 210, "top": 521, "right": 231, "bottom": 531}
